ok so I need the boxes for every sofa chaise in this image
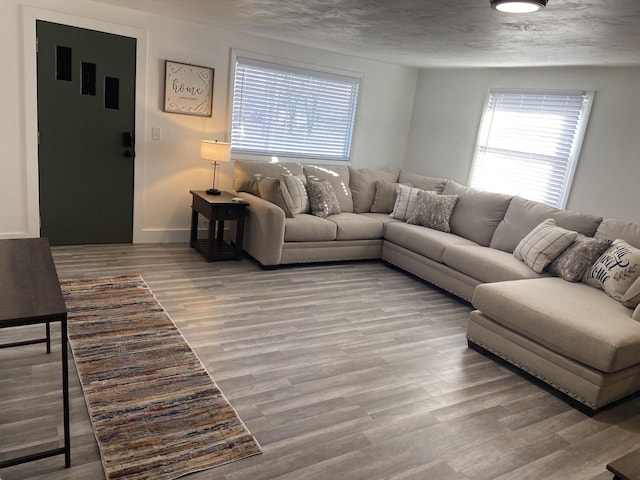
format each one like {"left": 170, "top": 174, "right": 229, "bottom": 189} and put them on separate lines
{"left": 230, "top": 160, "right": 640, "bottom": 413}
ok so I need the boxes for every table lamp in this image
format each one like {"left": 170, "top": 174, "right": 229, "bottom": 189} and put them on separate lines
{"left": 200, "top": 140, "right": 231, "bottom": 195}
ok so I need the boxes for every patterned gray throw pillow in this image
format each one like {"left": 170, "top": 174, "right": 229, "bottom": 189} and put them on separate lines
{"left": 406, "top": 190, "right": 458, "bottom": 233}
{"left": 307, "top": 179, "right": 340, "bottom": 218}
{"left": 548, "top": 235, "right": 612, "bottom": 282}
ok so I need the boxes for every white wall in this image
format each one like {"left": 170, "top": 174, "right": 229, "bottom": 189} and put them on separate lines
{"left": 1, "top": 0, "right": 418, "bottom": 241}
{"left": 404, "top": 67, "right": 640, "bottom": 224}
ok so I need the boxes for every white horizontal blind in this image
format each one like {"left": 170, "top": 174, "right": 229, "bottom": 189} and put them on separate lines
{"left": 231, "top": 57, "right": 360, "bottom": 161}
{"left": 469, "top": 89, "right": 593, "bottom": 208}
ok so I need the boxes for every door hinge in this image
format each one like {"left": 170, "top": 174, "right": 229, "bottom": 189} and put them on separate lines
{"left": 36, "top": 36, "right": 38, "bottom": 53}
{"left": 37, "top": 131, "right": 40, "bottom": 144}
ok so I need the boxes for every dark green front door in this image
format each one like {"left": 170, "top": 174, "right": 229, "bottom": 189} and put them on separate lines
{"left": 37, "top": 21, "right": 136, "bottom": 245}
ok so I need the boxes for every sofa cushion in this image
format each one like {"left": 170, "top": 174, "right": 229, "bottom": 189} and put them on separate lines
{"left": 443, "top": 245, "right": 546, "bottom": 283}
{"left": 406, "top": 191, "right": 458, "bottom": 233}
{"left": 397, "top": 171, "right": 447, "bottom": 193}
{"left": 442, "top": 181, "right": 512, "bottom": 246}
{"left": 384, "top": 222, "right": 478, "bottom": 263}
{"left": 489, "top": 196, "right": 602, "bottom": 253}
{"left": 234, "top": 160, "right": 303, "bottom": 193}
{"left": 596, "top": 218, "right": 640, "bottom": 248}
{"left": 548, "top": 235, "right": 612, "bottom": 282}
{"left": 349, "top": 168, "right": 400, "bottom": 213}
{"left": 304, "top": 165, "right": 353, "bottom": 213}
{"left": 257, "top": 177, "right": 294, "bottom": 218}
{"left": 281, "top": 174, "right": 309, "bottom": 214}
{"left": 360, "top": 212, "right": 403, "bottom": 227}
{"left": 472, "top": 278, "right": 640, "bottom": 373}
{"left": 284, "top": 214, "right": 337, "bottom": 242}
{"left": 513, "top": 219, "right": 578, "bottom": 273}
{"left": 325, "top": 213, "right": 385, "bottom": 241}
{"left": 371, "top": 181, "right": 401, "bottom": 214}
{"left": 634, "top": 305, "right": 640, "bottom": 321}
{"left": 584, "top": 239, "right": 640, "bottom": 301}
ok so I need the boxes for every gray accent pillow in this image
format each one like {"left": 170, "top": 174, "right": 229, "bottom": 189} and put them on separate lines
{"left": 490, "top": 196, "right": 602, "bottom": 253}
{"left": 307, "top": 179, "right": 340, "bottom": 218}
{"left": 257, "top": 177, "right": 294, "bottom": 218}
{"left": 371, "top": 181, "right": 400, "bottom": 214}
{"left": 406, "top": 191, "right": 459, "bottom": 233}
{"left": 584, "top": 239, "right": 640, "bottom": 301}
{"left": 304, "top": 165, "right": 353, "bottom": 213}
{"left": 633, "top": 304, "right": 640, "bottom": 321}
{"left": 513, "top": 218, "right": 578, "bottom": 273}
{"left": 349, "top": 167, "right": 400, "bottom": 213}
{"left": 442, "top": 181, "right": 512, "bottom": 246}
{"left": 547, "top": 235, "right": 612, "bottom": 282}
{"left": 281, "top": 174, "right": 309, "bottom": 214}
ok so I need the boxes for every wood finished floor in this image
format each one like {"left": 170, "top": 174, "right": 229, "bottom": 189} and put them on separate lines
{"left": 1, "top": 243, "right": 639, "bottom": 480}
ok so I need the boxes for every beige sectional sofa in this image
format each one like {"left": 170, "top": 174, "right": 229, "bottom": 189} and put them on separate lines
{"left": 231, "top": 160, "right": 640, "bottom": 413}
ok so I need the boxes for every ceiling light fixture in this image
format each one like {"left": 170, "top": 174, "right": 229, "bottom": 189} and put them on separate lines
{"left": 490, "top": 0, "right": 548, "bottom": 13}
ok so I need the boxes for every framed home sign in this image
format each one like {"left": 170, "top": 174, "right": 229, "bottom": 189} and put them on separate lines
{"left": 164, "top": 60, "right": 214, "bottom": 117}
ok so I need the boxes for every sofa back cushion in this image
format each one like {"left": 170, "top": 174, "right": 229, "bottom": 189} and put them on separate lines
{"left": 304, "top": 165, "right": 353, "bottom": 213}
{"left": 442, "top": 181, "right": 512, "bottom": 246}
{"left": 349, "top": 167, "right": 400, "bottom": 213}
{"left": 489, "top": 196, "right": 602, "bottom": 253}
{"left": 397, "top": 170, "right": 447, "bottom": 193}
{"left": 595, "top": 218, "right": 640, "bottom": 248}
{"left": 234, "top": 160, "right": 303, "bottom": 193}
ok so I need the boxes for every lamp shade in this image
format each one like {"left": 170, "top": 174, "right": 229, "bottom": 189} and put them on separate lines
{"left": 200, "top": 140, "right": 231, "bottom": 163}
{"left": 490, "top": 0, "right": 547, "bottom": 13}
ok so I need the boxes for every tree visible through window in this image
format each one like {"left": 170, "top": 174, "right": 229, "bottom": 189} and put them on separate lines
{"left": 469, "top": 89, "right": 594, "bottom": 208}
{"left": 231, "top": 57, "right": 360, "bottom": 162}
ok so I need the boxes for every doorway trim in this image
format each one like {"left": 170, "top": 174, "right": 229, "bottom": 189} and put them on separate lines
{"left": 22, "top": 6, "right": 147, "bottom": 242}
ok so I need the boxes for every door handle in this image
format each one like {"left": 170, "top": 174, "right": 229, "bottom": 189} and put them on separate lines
{"left": 123, "top": 150, "right": 132, "bottom": 158}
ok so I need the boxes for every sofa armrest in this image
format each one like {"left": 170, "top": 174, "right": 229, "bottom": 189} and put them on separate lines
{"left": 234, "top": 191, "right": 285, "bottom": 266}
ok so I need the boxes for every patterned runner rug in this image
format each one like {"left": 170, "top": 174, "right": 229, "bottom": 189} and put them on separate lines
{"left": 61, "top": 275, "right": 262, "bottom": 480}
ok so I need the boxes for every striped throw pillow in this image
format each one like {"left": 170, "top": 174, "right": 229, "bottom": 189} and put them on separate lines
{"left": 281, "top": 174, "right": 309, "bottom": 215}
{"left": 513, "top": 218, "right": 578, "bottom": 273}
{"left": 390, "top": 184, "right": 421, "bottom": 221}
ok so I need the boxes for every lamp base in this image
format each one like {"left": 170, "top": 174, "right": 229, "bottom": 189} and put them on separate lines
{"left": 206, "top": 188, "right": 222, "bottom": 195}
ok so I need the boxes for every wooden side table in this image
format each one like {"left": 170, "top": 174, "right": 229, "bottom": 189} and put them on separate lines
{"left": 190, "top": 190, "right": 248, "bottom": 262}
{"left": 607, "top": 448, "right": 640, "bottom": 480}
{"left": 0, "top": 238, "right": 70, "bottom": 469}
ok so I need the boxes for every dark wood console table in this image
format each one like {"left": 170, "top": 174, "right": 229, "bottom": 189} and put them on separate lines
{"left": 607, "top": 448, "right": 640, "bottom": 480}
{"left": 190, "top": 190, "right": 248, "bottom": 262}
{"left": 0, "top": 238, "right": 70, "bottom": 469}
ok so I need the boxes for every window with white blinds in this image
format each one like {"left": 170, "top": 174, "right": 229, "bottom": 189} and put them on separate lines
{"left": 469, "top": 89, "right": 594, "bottom": 208}
{"left": 231, "top": 57, "right": 360, "bottom": 161}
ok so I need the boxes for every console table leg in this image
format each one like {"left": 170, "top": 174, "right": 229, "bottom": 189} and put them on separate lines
{"left": 61, "top": 319, "right": 71, "bottom": 468}
{"left": 46, "top": 321, "right": 51, "bottom": 353}
{"left": 190, "top": 208, "right": 198, "bottom": 245}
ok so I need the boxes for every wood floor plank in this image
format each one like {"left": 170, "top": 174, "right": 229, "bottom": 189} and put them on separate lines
{"left": 1, "top": 243, "right": 639, "bottom": 479}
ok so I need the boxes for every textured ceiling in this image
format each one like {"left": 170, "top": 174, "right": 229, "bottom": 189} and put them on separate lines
{"left": 93, "top": 0, "right": 640, "bottom": 68}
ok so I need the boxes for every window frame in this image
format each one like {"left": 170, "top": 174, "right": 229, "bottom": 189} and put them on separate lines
{"left": 228, "top": 50, "right": 362, "bottom": 165}
{"left": 468, "top": 88, "right": 594, "bottom": 208}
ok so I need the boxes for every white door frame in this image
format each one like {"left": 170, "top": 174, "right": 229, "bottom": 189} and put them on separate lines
{"left": 22, "top": 6, "right": 147, "bottom": 242}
